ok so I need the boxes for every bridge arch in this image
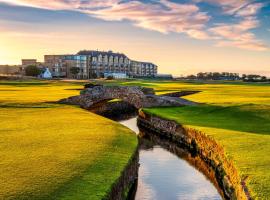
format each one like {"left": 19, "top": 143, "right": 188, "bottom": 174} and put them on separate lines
{"left": 59, "top": 85, "right": 196, "bottom": 109}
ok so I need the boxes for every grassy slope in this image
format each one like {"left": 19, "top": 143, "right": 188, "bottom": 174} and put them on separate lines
{"left": 124, "top": 80, "right": 270, "bottom": 199}
{"left": 0, "top": 80, "right": 137, "bottom": 199}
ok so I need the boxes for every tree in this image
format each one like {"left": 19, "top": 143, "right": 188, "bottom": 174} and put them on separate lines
{"left": 186, "top": 75, "right": 196, "bottom": 80}
{"left": 212, "top": 72, "right": 220, "bottom": 80}
{"left": 70, "top": 67, "right": 80, "bottom": 77}
{"left": 197, "top": 72, "right": 205, "bottom": 80}
{"left": 106, "top": 75, "right": 114, "bottom": 80}
{"left": 25, "top": 65, "right": 41, "bottom": 77}
{"left": 261, "top": 76, "right": 267, "bottom": 82}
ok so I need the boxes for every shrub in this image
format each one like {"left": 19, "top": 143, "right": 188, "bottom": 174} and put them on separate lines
{"left": 106, "top": 76, "right": 114, "bottom": 80}
{"left": 25, "top": 65, "right": 41, "bottom": 77}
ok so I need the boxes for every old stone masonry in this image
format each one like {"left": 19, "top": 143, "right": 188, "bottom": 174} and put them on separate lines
{"left": 59, "top": 84, "right": 197, "bottom": 109}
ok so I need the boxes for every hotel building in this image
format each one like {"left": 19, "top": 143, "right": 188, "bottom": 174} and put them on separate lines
{"left": 44, "top": 50, "right": 158, "bottom": 79}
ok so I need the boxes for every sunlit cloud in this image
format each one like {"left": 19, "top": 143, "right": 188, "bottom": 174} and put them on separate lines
{"left": 210, "top": 17, "right": 259, "bottom": 38}
{"left": 0, "top": 0, "right": 268, "bottom": 51}
{"left": 209, "top": 9, "right": 268, "bottom": 51}
{"left": 88, "top": 1, "right": 210, "bottom": 39}
{"left": 215, "top": 40, "right": 268, "bottom": 51}
{"left": 236, "top": 2, "right": 264, "bottom": 17}
{"left": 0, "top": 0, "right": 211, "bottom": 39}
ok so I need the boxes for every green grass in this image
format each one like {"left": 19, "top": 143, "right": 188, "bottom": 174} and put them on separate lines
{"left": 137, "top": 80, "right": 270, "bottom": 199}
{"left": 2, "top": 79, "right": 268, "bottom": 199}
{"left": 100, "top": 79, "right": 270, "bottom": 105}
{"left": 0, "top": 80, "right": 137, "bottom": 199}
{"left": 144, "top": 104, "right": 270, "bottom": 135}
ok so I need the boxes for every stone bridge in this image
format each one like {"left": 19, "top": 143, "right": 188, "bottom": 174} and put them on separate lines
{"left": 59, "top": 85, "right": 197, "bottom": 109}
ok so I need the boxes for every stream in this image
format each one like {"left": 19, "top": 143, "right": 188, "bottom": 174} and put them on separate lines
{"left": 119, "top": 117, "right": 222, "bottom": 200}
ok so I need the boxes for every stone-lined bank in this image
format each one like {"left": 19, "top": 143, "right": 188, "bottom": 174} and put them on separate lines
{"left": 137, "top": 110, "right": 249, "bottom": 200}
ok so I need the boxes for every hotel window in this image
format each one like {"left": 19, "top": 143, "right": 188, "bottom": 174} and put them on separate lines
{"left": 81, "top": 56, "right": 87, "bottom": 61}
{"left": 119, "top": 57, "right": 123, "bottom": 64}
{"left": 114, "top": 56, "right": 118, "bottom": 64}
{"left": 98, "top": 54, "right": 102, "bottom": 62}
{"left": 103, "top": 55, "right": 108, "bottom": 64}
{"left": 109, "top": 56, "right": 113, "bottom": 63}
{"left": 124, "top": 58, "right": 129, "bottom": 64}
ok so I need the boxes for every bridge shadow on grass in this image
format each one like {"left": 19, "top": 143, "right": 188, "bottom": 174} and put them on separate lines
{"left": 143, "top": 104, "right": 270, "bottom": 136}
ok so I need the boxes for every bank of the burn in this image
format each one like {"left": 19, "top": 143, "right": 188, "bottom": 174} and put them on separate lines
{"left": 91, "top": 100, "right": 222, "bottom": 200}
{"left": 86, "top": 101, "right": 139, "bottom": 200}
{"left": 0, "top": 81, "right": 139, "bottom": 200}
{"left": 137, "top": 110, "right": 249, "bottom": 200}
{"left": 104, "top": 147, "right": 139, "bottom": 200}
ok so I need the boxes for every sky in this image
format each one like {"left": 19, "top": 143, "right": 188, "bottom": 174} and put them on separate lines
{"left": 0, "top": 0, "right": 269, "bottom": 76}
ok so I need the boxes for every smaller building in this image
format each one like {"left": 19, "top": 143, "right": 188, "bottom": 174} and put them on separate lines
{"left": 39, "top": 68, "right": 52, "bottom": 79}
{"left": 21, "top": 59, "right": 44, "bottom": 75}
{"left": 0, "top": 65, "right": 21, "bottom": 75}
{"left": 44, "top": 55, "right": 66, "bottom": 77}
{"left": 21, "top": 59, "right": 37, "bottom": 67}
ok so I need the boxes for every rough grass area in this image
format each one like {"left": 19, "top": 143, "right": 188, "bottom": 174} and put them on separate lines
{"left": 0, "top": 80, "right": 137, "bottom": 199}
{"left": 136, "top": 80, "right": 270, "bottom": 200}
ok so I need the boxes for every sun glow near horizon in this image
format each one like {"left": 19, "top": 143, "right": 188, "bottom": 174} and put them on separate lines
{"left": 0, "top": 0, "right": 269, "bottom": 76}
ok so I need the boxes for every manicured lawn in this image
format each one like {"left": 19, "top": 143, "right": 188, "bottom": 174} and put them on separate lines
{"left": 102, "top": 79, "right": 270, "bottom": 105}
{"left": 140, "top": 80, "right": 270, "bottom": 199}
{"left": 0, "top": 80, "right": 137, "bottom": 199}
{"left": 0, "top": 80, "right": 83, "bottom": 104}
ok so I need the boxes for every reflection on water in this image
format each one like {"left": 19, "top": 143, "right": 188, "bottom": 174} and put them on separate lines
{"left": 135, "top": 146, "right": 221, "bottom": 200}
{"left": 119, "top": 117, "right": 222, "bottom": 200}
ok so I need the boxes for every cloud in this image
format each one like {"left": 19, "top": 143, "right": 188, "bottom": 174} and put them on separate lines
{"left": 0, "top": 0, "right": 76, "bottom": 9}
{"left": 0, "top": 0, "right": 210, "bottom": 39}
{"left": 87, "top": 1, "right": 210, "bottom": 36}
{"left": 215, "top": 40, "right": 268, "bottom": 51}
{"left": 195, "top": 0, "right": 265, "bottom": 17}
{"left": 236, "top": 3, "right": 264, "bottom": 17}
{"left": 194, "top": 0, "right": 250, "bottom": 14}
{"left": 210, "top": 17, "right": 259, "bottom": 37}
{"left": 210, "top": 17, "right": 268, "bottom": 51}
{"left": 198, "top": 0, "right": 268, "bottom": 51}
{"left": 0, "top": 0, "right": 267, "bottom": 51}
{"left": 186, "top": 29, "right": 211, "bottom": 40}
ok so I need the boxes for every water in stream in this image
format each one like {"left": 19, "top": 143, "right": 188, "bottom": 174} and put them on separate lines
{"left": 119, "top": 117, "right": 222, "bottom": 200}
